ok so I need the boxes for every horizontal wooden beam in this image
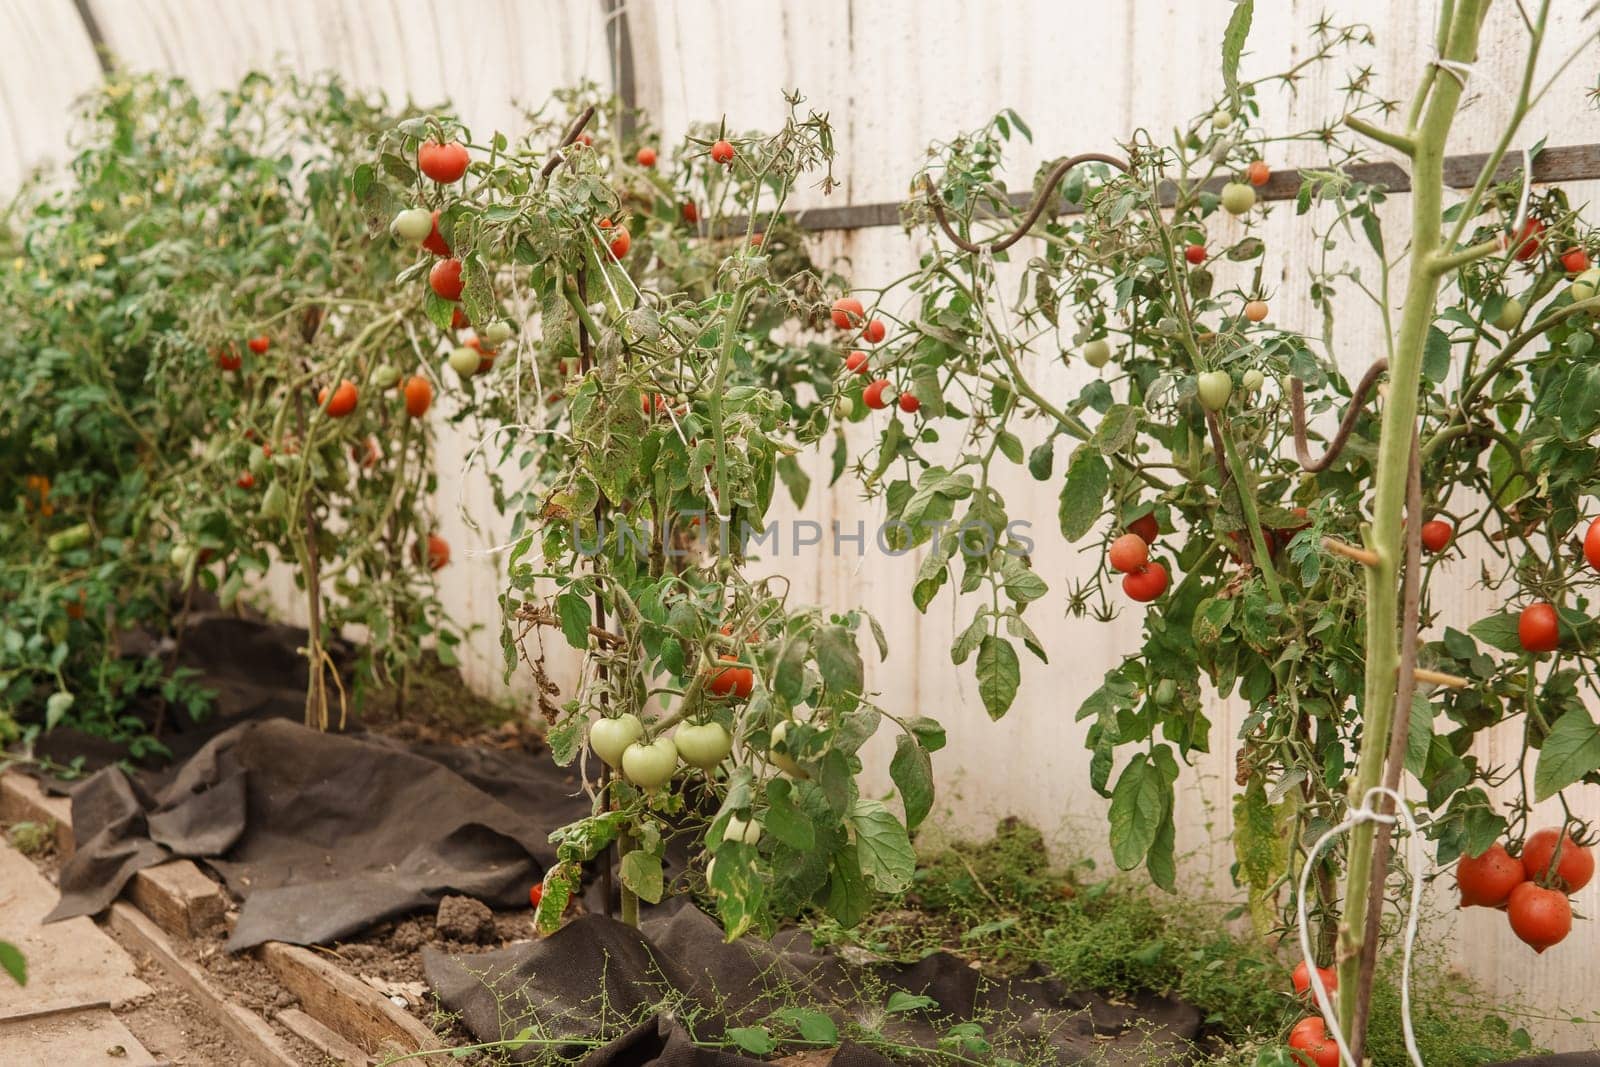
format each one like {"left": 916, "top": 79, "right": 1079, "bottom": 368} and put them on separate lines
{"left": 774, "top": 142, "right": 1600, "bottom": 234}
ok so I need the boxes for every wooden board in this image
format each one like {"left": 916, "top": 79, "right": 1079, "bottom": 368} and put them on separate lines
{"left": 0, "top": 1004, "right": 160, "bottom": 1066}
{"left": 125, "top": 860, "right": 229, "bottom": 939}
{"left": 106, "top": 901, "right": 300, "bottom": 1067}
{"left": 278, "top": 1007, "right": 376, "bottom": 1066}
{"left": 258, "top": 941, "right": 447, "bottom": 1062}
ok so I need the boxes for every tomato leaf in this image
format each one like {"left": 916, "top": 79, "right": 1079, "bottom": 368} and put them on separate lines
{"left": 1467, "top": 611, "right": 1523, "bottom": 654}
{"left": 974, "top": 634, "right": 1021, "bottom": 719}
{"left": 890, "top": 733, "right": 935, "bottom": 829}
{"left": 0, "top": 940, "right": 24, "bottom": 987}
{"left": 848, "top": 799, "right": 915, "bottom": 892}
{"left": 555, "top": 591, "right": 591, "bottom": 649}
{"left": 825, "top": 843, "right": 870, "bottom": 926}
{"left": 1058, "top": 445, "right": 1108, "bottom": 542}
{"left": 1534, "top": 707, "right": 1600, "bottom": 801}
{"left": 813, "top": 625, "right": 863, "bottom": 697}
{"left": 764, "top": 778, "right": 816, "bottom": 850}
{"left": 1109, "top": 754, "right": 1163, "bottom": 871}
{"left": 1220, "top": 0, "right": 1255, "bottom": 103}
{"left": 1422, "top": 325, "right": 1452, "bottom": 385}
{"left": 619, "top": 849, "right": 664, "bottom": 904}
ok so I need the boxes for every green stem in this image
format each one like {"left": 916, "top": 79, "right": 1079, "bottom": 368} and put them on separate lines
{"left": 708, "top": 284, "right": 756, "bottom": 554}
{"left": 1338, "top": 0, "right": 1485, "bottom": 1036}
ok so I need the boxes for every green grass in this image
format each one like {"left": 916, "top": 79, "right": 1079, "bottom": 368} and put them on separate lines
{"left": 812, "top": 819, "right": 1543, "bottom": 1067}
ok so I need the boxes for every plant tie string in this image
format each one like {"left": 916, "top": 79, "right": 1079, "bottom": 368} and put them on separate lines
{"left": 1429, "top": 53, "right": 1534, "bottom": 257}
{"left": 1296, "top": 785, "right": 1428, "bottom": 1067}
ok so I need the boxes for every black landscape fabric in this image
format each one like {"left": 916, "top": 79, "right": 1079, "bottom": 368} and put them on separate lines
{"left": 47, "top": 715, "right": 590, "bottom": 949}
{"left": 422, "top": 903, "right": 1205, "bottom": 1066}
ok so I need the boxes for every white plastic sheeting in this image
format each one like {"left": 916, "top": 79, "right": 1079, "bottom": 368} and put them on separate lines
{"left": 4, "top": 1, "right": 1598, "bottom": 1047}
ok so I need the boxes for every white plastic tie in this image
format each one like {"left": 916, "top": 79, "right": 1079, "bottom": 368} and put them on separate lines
{"left": 1296, "top": 785, "right": 1428, "bottom": 1067}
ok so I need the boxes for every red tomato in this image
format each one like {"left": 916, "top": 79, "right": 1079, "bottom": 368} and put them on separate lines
{"left": 216, "top": 346, "right": 242, "bottom": 371}
{"left": 1518, "top": 601, "right": 1560, "bottom": 653}
{"left": 1506, "top": 881, "right": 1572, "bottom": 953}
{"left": 844, "top": 350, "right": 869, "bottom": 375}
{"left": 1291, "top": 961, "right": 1338, "bottom": 999}
{"left": 318, "top": 380, "right": 358, "bottom": 418}
{"left": 1287, "top": 1016, "right": 1338, "bottom": 1067}
{"left": 1108, "top": 533, "right": 1150, "bottom": 574}
{"left": 831, "top": 297, "right": 864, "bottom": 330}
{"left": 418, "top": 140, "right": 470, "bottom": 183}
{"left": 451, "top": 305, "right": 469, "bottom": 330}
{"left": 529, "top": 883, "right": 544, "bottom": 908}
{"left": 403, "top": 376, "right": 433, "bottom": 418}
{"left": 707, "top": 654, "right": 754, "bottom": 698}
{"left": 710, "top": 139, "right": 735, "bottom": 165}
{"left": 863, "top": 379, "right": 893, "bottom": 410}
{"left": 1420, "top": 520, "right": 1453, "bottom": 553}
{"left": 1246, "top": 160, "right": 1271, "bottom": 187}
{"left": 430, "top": 258, "right": 465, "bottom": 301}
{"left": 352, "top": 437, "right": 380, "bottom": 469}
{"left": 608, "top": 227, "right": 631, "bottom": 259}
{"left": 247, "top": 336, "right": 270, "bottom": 355}
{"left": 426, "top": 533, "right": 450, "bottom": 571}
{"left": 636, "top": 147, "right": 657, "bottom": 167}
{"left": 1456, "top": 842, "right": 1526, "bottom": 907}
{"left": 1561, "top": 247, "right": 1591, "bottom": 274}
{"left": 862, "top": 318, "right": 887, "bottom": 344}
{"left": 1509, "top": 217, "right": 1545, "bottom": 261}
{"left": 682, "top": 202, "right": 700, "bottom": 224}
{"left": 236, "top": 471, "right": 255, "bottom": 490}
{"left": 1122, "top": 561, "right": 1169, "bottom": 602}
{"left": 1522, "top": 828, "right": 1594, "bottom": 892}
{"left": 464, "top": 335, "right": 494, "bottom": 356}
{"left": 898, "top": 392, "right": 920, "bottom": 414}
{"left": 1585, "top": 519, "right": 1600, "bottom": 571}
{"left": 423, "top": 210, "right": 452, "bottom": 257}
{"left": 1184, "top": 243, "right": 1206, "bottom": 265}
{"left": 1128, "top": 513, "right": 1160, "bottom": 544}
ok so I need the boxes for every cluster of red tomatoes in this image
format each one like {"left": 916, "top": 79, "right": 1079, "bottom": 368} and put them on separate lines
{"left": 1107, "top": 524, "right": 1169, "bottom": 602}
{"left": 1456, "top": 828, "right": 1592, "bottom": 952}
{"left": 1284, "top": 961, "right": 1341, "bottom": 1067}
{"left": 830, "top": 297, "right": 916, "bottom": 413}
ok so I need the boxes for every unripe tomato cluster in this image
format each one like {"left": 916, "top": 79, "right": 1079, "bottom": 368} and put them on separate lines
{"left": 1456, "top": 829, "right": 1592, "bottom": 952}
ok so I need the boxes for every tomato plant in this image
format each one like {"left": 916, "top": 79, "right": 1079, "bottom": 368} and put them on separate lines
{"left": 375, "top": 87, "right": 942, "bottom": 937}
{"left": 0, "top": 73, "right": 461, "bottom": 743}
{"left": 845, "top": 2, "right": 1599, "bottom": 1053}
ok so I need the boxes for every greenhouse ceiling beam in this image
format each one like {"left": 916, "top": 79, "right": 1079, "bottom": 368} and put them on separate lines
{"left": 775, "top": 142, "right": 1600, "bottom": 234}
{"left": 71, "top": 0, "right": 115, "bottom": 76}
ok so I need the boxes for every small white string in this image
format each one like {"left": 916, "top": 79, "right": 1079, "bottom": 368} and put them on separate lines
{"left": 1296, "top": 786, "right": 1428, "bottom": 1067}
{"left": 1429, "top": 55, "right": 1534, "bottom": 257}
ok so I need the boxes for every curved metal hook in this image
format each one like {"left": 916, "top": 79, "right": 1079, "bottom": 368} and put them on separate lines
{"left": 1289, "top": 359, "right": 1389, "bottom": 473}
{"left": 921, "top": 152, "right": 1131, "bottom": 254}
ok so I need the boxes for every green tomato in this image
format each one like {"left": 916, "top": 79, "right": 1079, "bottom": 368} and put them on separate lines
{"left": 1493, "top": 296, "right": 1525, "bottom": 332}
{"left": 391, "top": 207, "right": 433, "bottom": 243}
{"left": 484, "top": 320, "right": 514, "bottom": 346}
{"left": 1240, "top": 369, "right": 1265, "bottom": 394}
{"left": 170, "top": 543, "right": 195, "bottom": 571}
{"left": 448, "top": 346, "right": 480, "bottom": 378}
{"left": 769, "top": 720, "right": 809, "bottom": 779}
{"left": 1153, "top": 679, "right": 1177, "bottom": 707}
{"left": 589, "top": 713, "right": 643, "bottom": 768}
{"left": 1220, "top": 182, "right": 1256, "bottom": 215}
{"left": 674, "top": 721, "right": 733, "bottom": 770}
{"left": 1212, "top": 107, "right": 1234, "bottom": 128}
{"left": 1082, "top": 339, "right": 1111, "bottom": 367}
{"left": 372, "top": 366, "right": 402, "bottom": 390}
{"left": 835, "top": 396, "right": 855, "bottom": 418}
{"left": 621, "top": 736, "right": 679, "bottom": 790}
{"left": 1570, "top": 269, "right": 1600, "bottom": 304}
{"left": 722, "top": 814, "right": 761, "bottom": 846}
{"left": 1197, "top": 370, "right": 1233, "bottom": 412}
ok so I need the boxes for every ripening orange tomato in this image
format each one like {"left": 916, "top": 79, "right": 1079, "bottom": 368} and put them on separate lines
{"left": 403, "top": 376, "right": 433, "bottom": 418}
{"left": 319, "top": 379, "right": 358, "bottom": 418}
{"left": 636, "top": 146, "right": 657, "bottom": 167}
{"left": 418, "top": 140, "right": 469, "bottom": 183}
{"left": 1246, "top": 159, "right": 1271, "bottom": 186}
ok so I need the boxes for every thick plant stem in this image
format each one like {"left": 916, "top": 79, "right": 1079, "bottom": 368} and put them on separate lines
{"left": 1337, "top": 0, "right": 1485, "bottom": 1036}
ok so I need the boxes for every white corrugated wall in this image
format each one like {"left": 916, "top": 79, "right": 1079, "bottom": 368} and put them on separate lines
{"left": 5, "top": 0, "right": 1596, "bottom": 1049}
